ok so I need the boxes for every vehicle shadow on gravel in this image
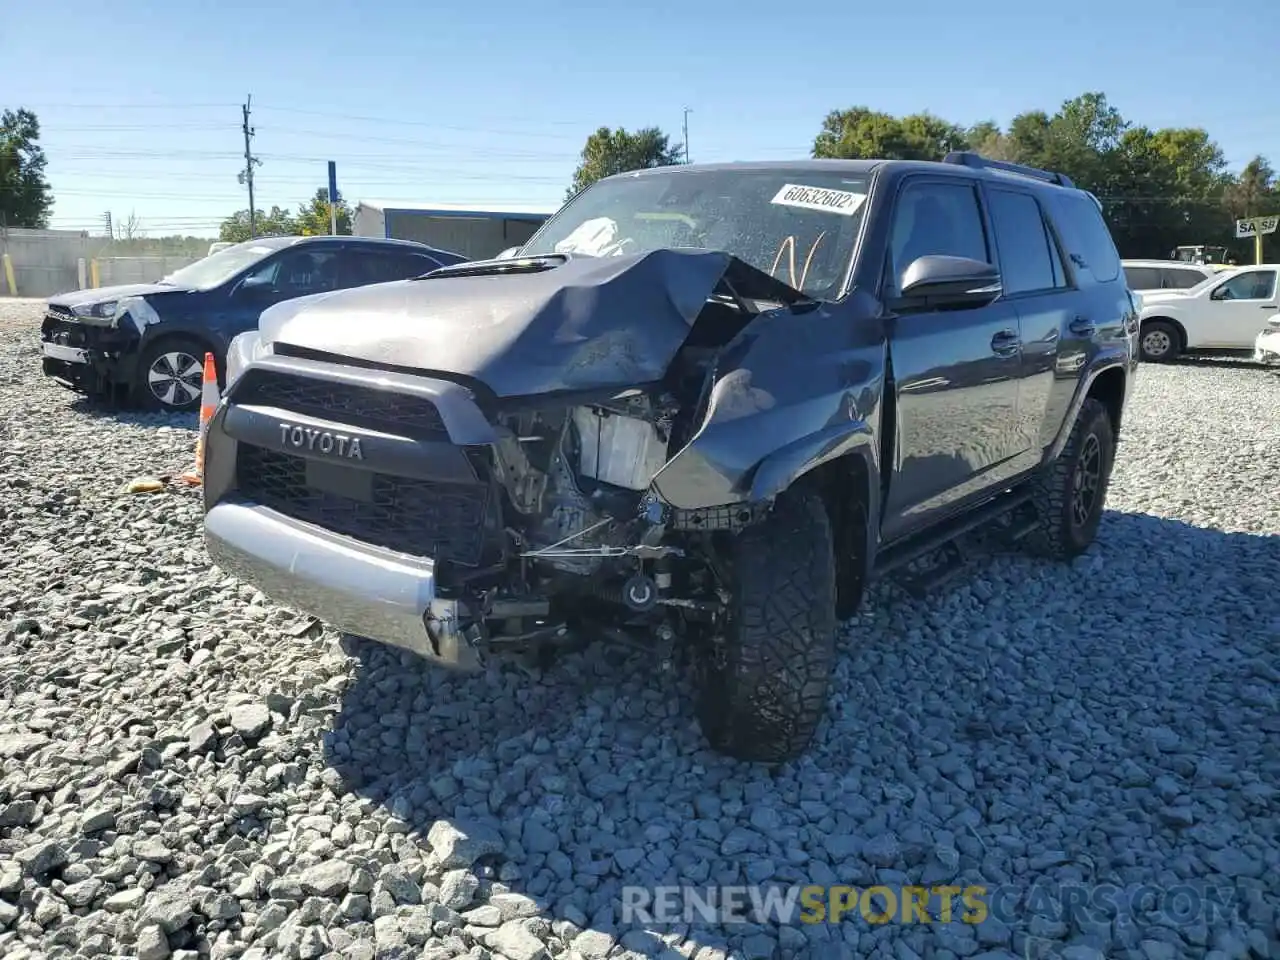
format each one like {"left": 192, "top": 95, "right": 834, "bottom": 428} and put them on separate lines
{"left": 67, "top": 395, "right": 200, "bottom": 430}
{"left": 317, "top": 506, "right": 1279, "bottom": 956}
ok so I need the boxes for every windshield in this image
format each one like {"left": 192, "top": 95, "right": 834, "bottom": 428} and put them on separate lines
{"left": 161, "top": 239, "right": 294, "bottom": 290}
{"left": 520, "top": 169, "right": 871, "bottom": 299}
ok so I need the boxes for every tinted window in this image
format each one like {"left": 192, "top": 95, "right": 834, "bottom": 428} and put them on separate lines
{"left": 1049, "top": 192, "right": 1121, "bottom": 282}
{"left": 1162, "top": 267, "right": 1208, "bottom": 289}
{"left": 1124, "top": 267, "right": 1162, "bottom": 290}
{"left": 889, "top": 180, "right": 990, "bottom": 284}
{"left": 988, "top": 189, "right": 1063, "bottom": 295}
{"left": 243, "top": 249, "right": 342, "bottom": 297}
{"left": 1214, "top": 270, "right": 1277, "bottom": 301}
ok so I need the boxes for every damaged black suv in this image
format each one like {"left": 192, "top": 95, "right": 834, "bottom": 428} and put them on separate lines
{"left": 202, "top": 154, "right": 1138, "bottom": 763}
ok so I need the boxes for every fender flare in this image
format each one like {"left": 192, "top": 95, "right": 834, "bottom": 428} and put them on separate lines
{"left": 746, "top": 419, "right": 881, "bottom": 567}
{"left": 1045, "top": 359, "right": 1129, "bottom": 463}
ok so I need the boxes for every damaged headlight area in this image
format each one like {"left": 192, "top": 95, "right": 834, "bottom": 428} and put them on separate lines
{"left": 69, "top": 299, "right": 122, "bottom": 324}
{"left": 443, "top": 384, "right": 763, "bottom": 660}
{"left": 224, "top": 331, "right": 273, "bottom": 389}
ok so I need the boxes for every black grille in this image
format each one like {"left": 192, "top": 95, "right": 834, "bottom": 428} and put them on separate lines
{"left": 237, "top": 444, "right": 490, "bottom": 566}
{"left": 237, "top": 372, "right": 449, "bottom": 438}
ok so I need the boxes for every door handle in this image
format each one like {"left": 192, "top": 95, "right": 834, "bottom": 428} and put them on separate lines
{"left": 1260, "top": 304, "right": 1277, "bottom": 310}
{"left": 991, "top": 330, "right": 1020, "bottom": 356}
{"left": 1069, "top": 317, "right": 1096, "bottom": 337}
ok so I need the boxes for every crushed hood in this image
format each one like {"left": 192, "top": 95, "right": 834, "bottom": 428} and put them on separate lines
{"left": 257, "top": 248, "right": 804, "bottom": 399}
{"left": 48, "top": 281, "right": 189, "bottom": 307}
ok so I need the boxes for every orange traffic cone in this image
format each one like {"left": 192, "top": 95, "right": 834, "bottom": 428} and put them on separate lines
{"left": 178, "top": 353, "right": 219, "bottom": 486}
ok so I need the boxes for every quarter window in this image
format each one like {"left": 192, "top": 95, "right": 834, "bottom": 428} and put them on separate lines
{"left": 1123, "top": 267, "right": 1162, "bottom": 290}
{"left": 1162, "top": 267, "right": 1207, "bottom": 289}
{"left": 1048, "top": 192, "right": 1121, "bottom": 282}
{"left": 988, "top": 189, "right": 1063, "bottom": 295}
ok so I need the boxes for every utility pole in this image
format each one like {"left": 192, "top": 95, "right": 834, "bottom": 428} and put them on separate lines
{"left": 103, "top": 211, "right": 113, "bottom": 239}
{"left": 682, "top": 108, "right": 691, "bottom": 164}
{"left": 239, "top": 95, "right": 261, "bottom": 238}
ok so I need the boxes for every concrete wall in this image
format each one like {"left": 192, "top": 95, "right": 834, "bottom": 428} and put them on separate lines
{"left": 97, "top": 256, "right": 200, "bottom": 286}
{"left": 0, "top": 229, "right": 201, "bottom": 298}
{"left": 0, "top": 228, "right": 94, "bottom": 298}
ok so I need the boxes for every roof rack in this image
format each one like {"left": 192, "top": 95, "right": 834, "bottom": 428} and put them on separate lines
{"left": 942, "top": 151, "right": 1076, "bottom": 189}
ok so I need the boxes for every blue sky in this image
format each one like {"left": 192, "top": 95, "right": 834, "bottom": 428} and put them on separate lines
{"left": 7, "top": 0, "right": 1279, "bottom": 238}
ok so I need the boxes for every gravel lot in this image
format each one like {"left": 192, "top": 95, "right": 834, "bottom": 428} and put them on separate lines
{"left": 0, "top": 295, "right": 1276, "bottom": 960}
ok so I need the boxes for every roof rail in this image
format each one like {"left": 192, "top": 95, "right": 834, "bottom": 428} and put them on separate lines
{"left": 942, "top": 151, "right": 1076, "bottom": 189}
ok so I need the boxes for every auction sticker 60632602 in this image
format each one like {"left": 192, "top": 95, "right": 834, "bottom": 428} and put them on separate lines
{"left": 770, "top": 183, "right": 867, "bottom": 216}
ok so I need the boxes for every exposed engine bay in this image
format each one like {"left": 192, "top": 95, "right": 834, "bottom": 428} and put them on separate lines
{"left": 447, "top": 291, "right": 777, "bottom": 659}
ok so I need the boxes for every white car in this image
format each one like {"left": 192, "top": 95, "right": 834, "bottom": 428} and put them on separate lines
{"left": 1122, "top": 259, "right": 1217, "bottom": 292}
{"left": 1137, "top": 264, "right": 1280, "bottom": 362}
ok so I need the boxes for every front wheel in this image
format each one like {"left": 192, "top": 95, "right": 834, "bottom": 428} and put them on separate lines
{"left": 695, "top": 486, "right": 838, "bottom": 764}
{"left": 137, "top": 337, "right": 210, "bottom": 413}
{"left": 1024, "top": 397, "right": 1115, "bottom": 560}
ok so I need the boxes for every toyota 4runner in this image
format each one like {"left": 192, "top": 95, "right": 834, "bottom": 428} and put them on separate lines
{"left": 202, "top": 153, "right": 1139, "bottom": 764}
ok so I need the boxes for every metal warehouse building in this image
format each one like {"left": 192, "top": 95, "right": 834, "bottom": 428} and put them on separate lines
{"left": 352, "top": 200, "right": 560, "bottom": 261}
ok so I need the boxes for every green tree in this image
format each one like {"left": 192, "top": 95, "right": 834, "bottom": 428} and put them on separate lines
{"left": 811, "top": 92, "right": 1255, "bottom": 260}
{"left": 0, "top": 108, "right": 54, "bottom": 228}
{"left": 567, "top": 126, "right": 684, "bottom": 200}
{"left": 219, "top": 205, "right": 296, "bottom": 242}
{"left": 295, "top": 187, "right": 352, "bottom": 236}
{"left": 812, "top": 107, "right": 969, "bottom": 161}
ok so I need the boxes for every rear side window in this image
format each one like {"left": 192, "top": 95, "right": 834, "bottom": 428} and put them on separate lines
{"left": 1162, "top": 267, "right": 1207, "bottom": 289}
{"left": 988, "top": 189, "right": 1067, "bottom": 295}
{"left": 1048, "top": 192, "right": 1121, "bottom": 283}
{"left": 1124, "top": 266, "right": 1162, "bottom": 290}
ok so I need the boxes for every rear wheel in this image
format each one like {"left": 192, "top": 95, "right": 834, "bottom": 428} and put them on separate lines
{"left": 1139, "top": 320, "right": 1180, "bottom": 362}
{"left": 137, "top": 337, "right": 210, "bottom": 413}
{"left": 695, "top": 486, "right": 838, "bottom": 764}
{"left": 1024, "top": 397, "right": 1115, "bottom": 560}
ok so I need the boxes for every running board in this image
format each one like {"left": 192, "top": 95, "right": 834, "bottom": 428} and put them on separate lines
{"left": 871, "top": 487, "right": 1036, "bottom": 582}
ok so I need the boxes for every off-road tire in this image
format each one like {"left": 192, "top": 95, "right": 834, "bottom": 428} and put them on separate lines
{"left": 1139, "top": 320, "right": 1180, "bottom": 362}
{"left": 136, "top": 336, "right": 213, "bottom": 413}
{"left": 1024, "top": 397, "right": 1115, "bottom": 560}
{"left": 696, "top": 486, "right": 838, "bottom": 764}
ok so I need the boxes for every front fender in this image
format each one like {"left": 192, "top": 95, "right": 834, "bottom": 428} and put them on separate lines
{"left": 648, "top": 294, "right": 886, "bottom": 510}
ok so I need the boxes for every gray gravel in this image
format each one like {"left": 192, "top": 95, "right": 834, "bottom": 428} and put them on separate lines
{"left": 1, "top": 296, "right": 1277, "bottom": 960}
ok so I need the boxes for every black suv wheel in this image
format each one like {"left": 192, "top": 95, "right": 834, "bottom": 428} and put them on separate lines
{"left": 1025, "top": 397, "right": 1115, "bottom": 560}
{"left": 696, "top": 486, "right": 838, "bottom": 764}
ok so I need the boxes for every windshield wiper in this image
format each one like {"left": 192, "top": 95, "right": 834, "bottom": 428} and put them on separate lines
{"left": 416, "top": 254, "right": 568, "bottom": 281}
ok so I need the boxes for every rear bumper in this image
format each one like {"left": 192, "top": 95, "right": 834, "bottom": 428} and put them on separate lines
{"left": 204, "top": 499, "right": 482, "bottom": 671}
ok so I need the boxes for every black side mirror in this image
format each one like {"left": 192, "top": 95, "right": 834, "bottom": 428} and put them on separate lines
{"left": 889, "top": 255, "right": 1002, "bottom": 312}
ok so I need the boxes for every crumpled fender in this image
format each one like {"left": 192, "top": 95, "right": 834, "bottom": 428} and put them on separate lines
{"left": 256, "top": 249, "right": 802, "bottom": 400}
{"left": 650, "top": 291, "right": 886, "bottom": 511}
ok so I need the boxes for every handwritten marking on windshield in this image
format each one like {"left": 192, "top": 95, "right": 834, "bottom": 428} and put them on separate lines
{"left": 770, "top": 232, "right": 827, "bottom": 291}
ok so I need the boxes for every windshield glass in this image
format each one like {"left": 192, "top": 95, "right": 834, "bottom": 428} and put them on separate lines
{"left": 520, "top": 169, "right": 871, "bottom": 299}
{"left": 161, "top": 238, "right": 294, "bottom": 290}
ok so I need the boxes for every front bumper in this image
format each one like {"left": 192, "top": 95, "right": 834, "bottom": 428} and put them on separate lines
{"left": 205, "top": 499, "right": 482, "bottom": 671}
{"left": 39, "top": 310, "right": 139, "bottom": 394}
{"left": 1254, "top": 328, "right": 1280, "bottom": 363}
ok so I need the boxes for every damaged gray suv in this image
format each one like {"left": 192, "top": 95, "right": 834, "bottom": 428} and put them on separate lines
{"left": 203, "top": 154, "right": 1139, "bottom": 763}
